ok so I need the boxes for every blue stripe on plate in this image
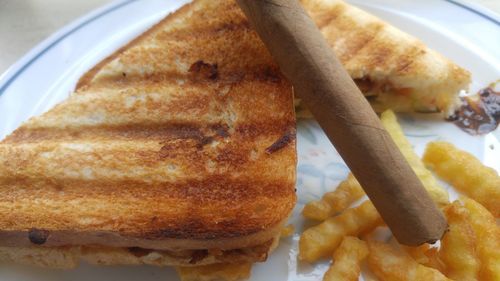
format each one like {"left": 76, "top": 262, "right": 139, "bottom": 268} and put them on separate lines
{"left": 445, "top": 0, "right": 500, "bottom": 26}
{"left": 0, "top": 0, "right": 137, "bottom": 96}
{"left": 0, "top": 0, "right": 498, "bottom": 97}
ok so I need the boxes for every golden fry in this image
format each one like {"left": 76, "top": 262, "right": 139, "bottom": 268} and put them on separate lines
{"left": 367, "top": 240, "right": 452, "bottom": 281}
{"left": 176, "top": 263, "right": 252, "bottom": 281}
{"left": 403, "top": 244, "right": 431, "bottom": 264}
{"left": 323, "top": 236, "right": 368, "bottom": 281}
{"left": 302, "top": 173, "right": 365, "bottom": 221}
{"left": 425, "top": 247, "right": 446, "bottom": 273}
{"left": 439, "top": 201, "right": 479, "bottom": 281}
{"left": 381, "top": 110, "right": 449, "bottom": 206}
{"left": 281, "top": 224, "right": 295, "bottom": 237}
{"left": 402, "top": 244, "right": 444, "bottom": 272}
{"left": 461, "top": 197, "right": 500, "bottom": 281}
{"left": 299, "top": 200, "right": 382, "bottom": 262}
{"left": 423, "top": 141, "right": 500, "bottom": 217}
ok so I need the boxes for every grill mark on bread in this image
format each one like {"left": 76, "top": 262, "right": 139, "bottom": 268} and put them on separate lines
{"left": 265, "top": 128, "right": 297, "bottom": 154}
{"left": 345, "top": 35, "right": 414, "bottom": 75}
{"left": 5, "top": 123, "right": 219, "bottom": 143}
{"left": 332, "top": 23, "right": 385, "bottom": 63}
{"left": 90, "top": 34, "right": 275, "bottom": 87}
{"left": 394, "top": 47, "right": 426, "bottom": 75}
{"left": 84, "top": 66, "right": 286, "bottom": 91}
{"left": 0, "top": 177, "right": 294, "bottom": 201}
{"left": 4, "top": 120, "right": 290, "bottom": 143}
{"left": 156, "top": 20, "right": 251, "bottom": 42}
{"left": 314, "top": 3, "right": 347, "bottom": 29}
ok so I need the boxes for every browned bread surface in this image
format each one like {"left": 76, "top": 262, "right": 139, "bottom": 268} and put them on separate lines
{"left": 80, "top": 0, "right": 470, "bottom": 114}
{"left": 302, "top": 0, "right": 470, "bottom": 113}
{"left": 0, "top": 0, "right": 296, "bottom": 251}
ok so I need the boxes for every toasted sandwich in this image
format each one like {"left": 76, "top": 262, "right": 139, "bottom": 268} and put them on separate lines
{"left": 78, "top": 0, "right": 470, "bottom": 116}
{"left": 0, "top": 0, "right": 296, "bottom": 270}
{"left": 301, "top": 0, "right": 471, "bottom": 114}
{"left": 0, "top": 0, "right": 471, "bottom": 276}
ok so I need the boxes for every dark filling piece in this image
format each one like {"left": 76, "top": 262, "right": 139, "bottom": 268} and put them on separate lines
{"left": 354, "top": 77, "right": 376, "bottom": 95}
{"left": 126, "top": 239, "right": 273, "bottom": 265}
{"left": 447, "top": 81, "right": 500, "bottom": 135}
{"left": 28, "top": 228, "right": 50, "bottom": 245}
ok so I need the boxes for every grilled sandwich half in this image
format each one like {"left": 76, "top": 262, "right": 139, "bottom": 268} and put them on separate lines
{"left": 0, "top": 0, "right": 296, "bottom": 269}
{"left": 301, "top": 0, "right": 470, "bottom": 114}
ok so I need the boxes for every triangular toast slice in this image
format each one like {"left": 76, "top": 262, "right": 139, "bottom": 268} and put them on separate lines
{"left": 302, "top": 0, "right": 470, "bottom": 113}
{"left": 0, "top": 0, "right": 296, "bottom": 267}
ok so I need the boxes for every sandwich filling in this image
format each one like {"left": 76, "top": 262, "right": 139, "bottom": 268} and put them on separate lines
{"left": 0, "top": 237, "right": 279, "bottom": 269}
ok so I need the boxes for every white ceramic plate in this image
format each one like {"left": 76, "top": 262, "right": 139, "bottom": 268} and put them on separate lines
{"left": 0, "top": 0, "right": 499, "bottom": 280}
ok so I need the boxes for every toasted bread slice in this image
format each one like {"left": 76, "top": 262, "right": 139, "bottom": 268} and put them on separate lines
{"left": 301, "top": 0, "right": 470, "bottom": 113}
{"left": 0, "top": 0, "right": 296, "bottom": 264}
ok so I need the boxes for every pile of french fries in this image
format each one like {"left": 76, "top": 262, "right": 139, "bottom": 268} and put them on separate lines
{"left": 300, "top": 110, "right": 500, "bottom": 281}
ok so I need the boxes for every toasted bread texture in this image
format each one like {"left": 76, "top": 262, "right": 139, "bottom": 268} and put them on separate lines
{"left": 301, "top": 0, "right": 470, "bottom": 113}
{"left": 79, "top": 0, "right": 469, "bottom": 114}
{"left": 0, "top": 0, "right": 296, "bottom": 255}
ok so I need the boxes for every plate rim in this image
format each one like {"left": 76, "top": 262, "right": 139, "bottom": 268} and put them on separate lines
{"left": 0, "top": 1, "right": 498, "bottom": 280}
{"left": 0, "top": 0, "right": 135, "bottom": 96}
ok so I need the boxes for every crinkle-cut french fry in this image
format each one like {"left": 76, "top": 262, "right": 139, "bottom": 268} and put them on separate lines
{"left": 402, "top": 244, "right": 445, "bottom": 273}
{"left": 302, "top": 173, "right": 365, "bottom": 221}
{"left": 281, "top": 224, "right": 295, "bottom": 237}
{"left": 461, "top": 197, "right": 500, "bottom": 281}
{"left": 439, "top": 201, "right": 480, "bottom": 281}
{"left": 423, "top": 141, "right": 500, "bottom": 217}
{"left": 380, "top": 110, "right": 449, "bottom": 206}
{"left": 403, "top": 244, "right": 432, "bottom": 264}
{"left": 323, "top": 236, "right": 368, "bottom": 281}
{"left": 367, "top": 240, "right": 452, "bottom": 281}
{"left": 299, "top": 200, "right": 382, "bottom": 262}
{"left": 176, "top": 262, "right": 252, "bottom": 281}
{"left": 425, "top": 247, "right": 446, "bottom": 273}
